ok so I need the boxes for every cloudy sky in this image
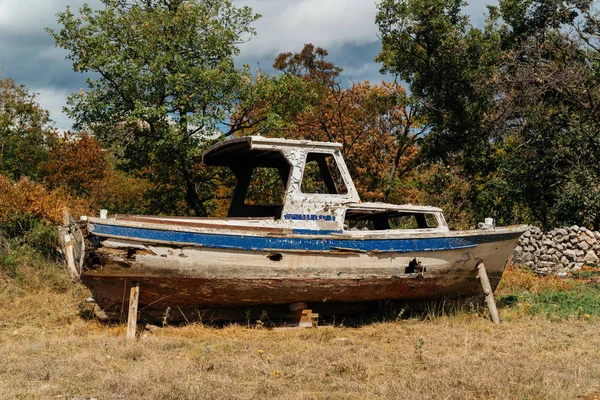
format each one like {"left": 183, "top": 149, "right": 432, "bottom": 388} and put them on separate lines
{"left": 0, "top": 0, "right": 496, "bottom": 131}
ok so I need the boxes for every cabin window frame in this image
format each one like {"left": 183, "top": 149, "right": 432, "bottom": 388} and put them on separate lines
{"left": 298, "top": 150, "right": 354, "bottom": 199}
{"left": 226, "top": 150, "right": 293, "bottom": 219}
{"left": 343, "top": 210, "right": 447, "bottom": 232}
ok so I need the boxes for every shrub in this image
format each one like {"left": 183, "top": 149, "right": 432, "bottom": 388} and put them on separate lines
{"left": 0, "top": 175, "right": 91, "bottom": 224}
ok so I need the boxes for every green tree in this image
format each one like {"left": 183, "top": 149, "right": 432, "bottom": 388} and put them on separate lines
{"left": 48, "top": 0, "right": 260, "bottom": 216}
{"left": 376, "top": 0, "right": 501, "bottom": 165}
{"left": 0, "top": 73, "right": 56, "bottom": 181}
{"left": 376, "top": 0, "right": 600, "bottom": 229}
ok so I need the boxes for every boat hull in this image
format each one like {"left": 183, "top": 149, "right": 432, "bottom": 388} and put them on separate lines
{"left": 80, "top": 228, "right": 523, "bottom": 322}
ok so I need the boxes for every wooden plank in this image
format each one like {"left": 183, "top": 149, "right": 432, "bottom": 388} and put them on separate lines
{"left": 60, "top": 230, "right": 81, "bottom": 283}
{"left": 477, "top": 262, "right": 500, "bottom": 324}
{"left": 62, "top": 207, "right": 71, "bottom": 226}
{"left": 126, "top": 281, "right": 140, "bottom": 339}
{"left": 298, "top": 309, "right": 319, "bottom": 328}
{"left": 113, "top": 215, "right": 290, "bottom": 234}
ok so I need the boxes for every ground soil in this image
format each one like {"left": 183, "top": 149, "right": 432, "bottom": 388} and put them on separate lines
{"left": 1, "top": 279, "right": 599, "bottom": 400}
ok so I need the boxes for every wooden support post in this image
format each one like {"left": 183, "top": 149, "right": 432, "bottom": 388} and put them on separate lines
{"left": 477, "top": 262, "right": 500, "bottom": 324}
{"left": 126, "top": 281, "right": 140, "bottom": 339}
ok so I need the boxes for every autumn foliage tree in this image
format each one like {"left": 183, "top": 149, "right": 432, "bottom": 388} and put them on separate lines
{"left": 43, "top": 133, "right": 109, "bottom": 197}
{"left": 236, "top": 44, "right": 425, "bottom": 203}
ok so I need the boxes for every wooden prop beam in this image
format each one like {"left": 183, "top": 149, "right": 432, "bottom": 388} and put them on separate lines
{"left": 289, "top": 302, "right": 319, "bottom": 328}
{"left": 477, "top": 262, "right": 500, "bottom": 324}
{"left": 126, "top": 281, "right": 140, "bottom": 339}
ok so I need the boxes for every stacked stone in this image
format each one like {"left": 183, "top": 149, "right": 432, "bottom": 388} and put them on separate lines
{"left": 511, "top": 225, "right": 600, "bottom": 276}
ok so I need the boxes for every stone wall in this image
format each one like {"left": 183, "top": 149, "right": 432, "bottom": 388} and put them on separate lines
{"left": 511, "top": 225, "right": 600, "bottom": 276}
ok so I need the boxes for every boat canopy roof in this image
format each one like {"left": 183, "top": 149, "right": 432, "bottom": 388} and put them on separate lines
{"left": 202, "top": 136, "right": 342, "bottom": 167}
{"left": 346, "top": 202, "right": 443, "bottom": 214}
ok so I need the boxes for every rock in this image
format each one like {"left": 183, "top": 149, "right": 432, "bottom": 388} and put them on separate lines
{"left": 578, "top": 241, "right": 590, "bottom": 251}
{"left": 537, "top": 267, "right": 551, "bottom": 275}
{"left": 584, "top": 228, "right": 594, "bottom": 238}
{"left": 584, "top": 250, "right": 599, "bottom": 265}
{"left": 580, "top": 233, "right": 595, "bottom": 245}
{"left": 572, "top": 263, "right": 583, "bottom": 271}
{"left": 557, "top": 271, "right": 568, "bottom": 278}
{"left": 514, "top": 226, "right": 600, "bottom": 276}
{"left": 564, "top": 250, "right": 578, "bottom": 261}
{"left": 555, "top": 243, "right": 564, "bottom": 251}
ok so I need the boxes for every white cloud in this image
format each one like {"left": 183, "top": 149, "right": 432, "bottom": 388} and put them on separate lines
{"left": 238, "top": 0, "right": 381, "bottom": 56}
{"left": 0, "top": 0, "right": 102, "bottom": 35}
{"left": 1, "top": 0, "right": 498, "bottom": 132}
{"left": 35, "top": 86, "right": 73, "bottom": 131}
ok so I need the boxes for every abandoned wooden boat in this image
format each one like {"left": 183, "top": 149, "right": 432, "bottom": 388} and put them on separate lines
{"left": 59, "top": 136, "right": 527, "bottom": 323}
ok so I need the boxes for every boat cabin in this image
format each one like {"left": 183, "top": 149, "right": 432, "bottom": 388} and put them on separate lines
{"left": 202, "top": 136, "right": 448, "bottom": 234}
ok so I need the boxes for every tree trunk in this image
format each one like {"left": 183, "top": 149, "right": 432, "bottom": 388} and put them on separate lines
{"left": 184, "top": 176, "right": 205, "bottom": 217}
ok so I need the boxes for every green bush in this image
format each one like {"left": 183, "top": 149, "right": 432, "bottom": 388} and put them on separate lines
{"left": 0, "top": 213, "right": 70, "bottom": 291}
{"left": 0, "top": 213, "right": 58, "bottom": 257}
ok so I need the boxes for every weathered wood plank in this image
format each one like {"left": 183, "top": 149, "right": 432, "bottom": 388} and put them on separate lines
{"left": 477, "top": 262, "right": 500, "bottom": 324}
{"left": 112, "top": 215, "right": 291, "bottom": 234}
{"left": 126, "top": 282, "right": 140, "bottom": 339}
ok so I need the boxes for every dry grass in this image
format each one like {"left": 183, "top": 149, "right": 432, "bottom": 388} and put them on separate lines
{"left": 2, "top": 264, "right": 600, "bottom": 399}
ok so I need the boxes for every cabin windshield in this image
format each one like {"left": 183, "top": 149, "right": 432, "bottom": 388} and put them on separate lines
{"left": 344, "top": 209, "right": 440, "bottom": 231}
{"left": 226, "top": 151, "right": 291, "bottom": 219}
{"left": 301, "top": 153, "right": 348, "bottom": 195}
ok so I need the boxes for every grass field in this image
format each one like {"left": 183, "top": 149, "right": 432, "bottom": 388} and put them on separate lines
{"left": 1, "top": 260, "right": 600, "bottom": 399}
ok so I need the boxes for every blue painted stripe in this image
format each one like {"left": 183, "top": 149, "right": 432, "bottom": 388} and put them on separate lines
{"left": 89, "top": 223, "right": 520, "bottom": 253}
{"left": 292, "top": 229, "right": 343, "bottom": 235}
{"left": 284, "top": 214, "right": 335, "bottom": 221}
